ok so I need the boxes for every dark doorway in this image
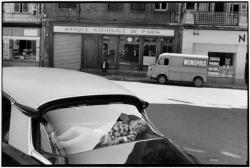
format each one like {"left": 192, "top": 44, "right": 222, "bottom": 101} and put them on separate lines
{"left": 119, "top": 44, "right": 139, "bottom": 70}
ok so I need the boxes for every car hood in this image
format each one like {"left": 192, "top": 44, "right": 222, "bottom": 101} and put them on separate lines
{"left": 66, "top": 138, "right": 196, "bottom": 165}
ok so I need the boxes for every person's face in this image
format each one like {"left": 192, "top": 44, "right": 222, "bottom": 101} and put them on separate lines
{"left": 130, "top": 120, "right": 147, "bottom": 134}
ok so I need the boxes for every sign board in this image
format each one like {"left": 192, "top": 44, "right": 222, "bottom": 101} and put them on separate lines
{"left": 183, "top": 59, "right": 207, "bottom": 67}
{"left": 54, "top": 26, "right": 175, "bottom": 37}
{"left": 24, "top": 29, "right": 38, "bottom": 36}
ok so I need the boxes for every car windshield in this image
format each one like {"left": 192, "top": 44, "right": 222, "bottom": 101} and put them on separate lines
{"left": 40, "top": 103, "right": 160, "bottom": 156}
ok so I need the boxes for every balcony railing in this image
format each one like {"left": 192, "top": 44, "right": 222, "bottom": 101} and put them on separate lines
{"left": 195, "top": 11, "right": 239, "bottom": 26}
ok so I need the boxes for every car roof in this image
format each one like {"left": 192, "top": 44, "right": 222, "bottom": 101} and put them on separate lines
{"left": 3, "top": 67, "right": 135, "bottom": 110}
{"left": 159, "top": 53, "right": 208, "bottom": 59}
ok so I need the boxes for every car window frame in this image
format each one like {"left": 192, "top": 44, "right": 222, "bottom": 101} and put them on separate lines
{"left": 2, "top": 95, "right": 13, "bottom": 143}
{"left": 32, "top": 95, "right": 152, "bottom": 157}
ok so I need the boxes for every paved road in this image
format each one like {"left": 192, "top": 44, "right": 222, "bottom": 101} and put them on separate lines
{"left": 146, "top": 103, "right": 248, "bottom": 165}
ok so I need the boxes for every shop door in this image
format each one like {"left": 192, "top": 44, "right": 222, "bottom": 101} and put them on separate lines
{"left": 54, "top": 34, "right": 81, "bottom": 70}
{"left": 82, "top": 35, "right": 100, "bottom": 68}
{"left": 119, "top": 44, "right": 139, "bottom": 70}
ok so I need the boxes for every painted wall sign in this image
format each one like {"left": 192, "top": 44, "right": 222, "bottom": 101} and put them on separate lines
{"left": 239, "top": 34, "right": 246, "bottom": 43}
{"left": 54, "top": 26, "right": 175, "bottom": 36}
{"left": 183, "top": 59, "right": 207, "bottom": 67}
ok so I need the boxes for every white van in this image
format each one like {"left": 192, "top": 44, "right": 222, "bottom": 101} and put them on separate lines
{"left": 147, "top": 53, "right": 208, "bottom": 87}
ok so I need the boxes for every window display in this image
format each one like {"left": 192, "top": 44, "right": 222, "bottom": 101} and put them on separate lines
{"left": 208, "top": 52, "right": 234, "bottom": 78}
{"left": 12, "top": 39, "right": 36, "bottom": 61}
{"left": 3, "top": 39, "right": 37, "bottom": 61}
{"left": 102, "top": 36, "right": 117, "bottom": 68}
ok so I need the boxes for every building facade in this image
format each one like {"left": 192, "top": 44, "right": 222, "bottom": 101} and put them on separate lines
{"left": 182, "top": 2, "right": 248, "bottom": 84}
{"left": 2, "top": 3, "right": 43, "bottom": 67}
{"left": 42, "top": 2, "right": 182, "bottom": 72}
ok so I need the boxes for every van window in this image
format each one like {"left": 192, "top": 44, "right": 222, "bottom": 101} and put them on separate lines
{"left": 164, "top": 59, "right": 169, "bottom": 65}
{"left": 158, "top": 58, "right": 169, "bottom": 65}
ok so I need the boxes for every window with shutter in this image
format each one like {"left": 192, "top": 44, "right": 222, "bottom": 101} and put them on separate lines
{"left": 131, "top": 3, "right": 145, "bottom": 11}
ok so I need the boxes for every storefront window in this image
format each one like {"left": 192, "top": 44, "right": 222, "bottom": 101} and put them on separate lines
{"left": 102, "top": 36, "right": 117, "bottom": 68}
{"left": 12, "top": 39, "right": 36, "bottom": 61}
{"left": 5, "top": 39, "right": 37, "bottom": 61}
{"left": 161, "top": 37, "right": 174, "bottom": 54}
{"left": 208, "top": 52, "right": 234, "bottom": 78}
{"left": 143, "top": 37, "right": 156, "bottom": 66}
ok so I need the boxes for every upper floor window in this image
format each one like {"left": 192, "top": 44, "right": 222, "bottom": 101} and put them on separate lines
{"left": 154, "top": 3, "right": 168, "bottom": 11}
{"left": 14, "top": 3, "right": 29, "bottom": 13}
{"left": 186, "top": 2, "right": 195, "bottom": 10}
{"left": 108, "top": 3, "right": 122, "bottom": 11}
{"left": 58, "top": 3, "right": 76, "bottom": 9}
{"left": 131, "top": 3, "right": 145, "bottom": 11}
{"left": 241, "top": 3, "right": 248, "bottom": 13}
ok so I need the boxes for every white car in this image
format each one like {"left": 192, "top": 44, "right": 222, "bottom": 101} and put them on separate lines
{"left": 2, "top": 67, "right": 198, "bottom": 165}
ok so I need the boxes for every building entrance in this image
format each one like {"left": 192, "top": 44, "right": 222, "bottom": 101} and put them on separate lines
{"left": 119, "top": 36, "right": 140, "bottom": 70}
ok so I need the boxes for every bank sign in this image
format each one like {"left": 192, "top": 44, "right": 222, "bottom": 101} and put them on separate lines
{"left": 54, "top": 26, "right": 174, "bottom": 36}
{"left": 183, "top": 59, "right": 207, "bottom": 67}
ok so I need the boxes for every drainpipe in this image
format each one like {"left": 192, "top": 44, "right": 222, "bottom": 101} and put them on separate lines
{"left": 178, "top": 3, "right": 181, "bottom": 23}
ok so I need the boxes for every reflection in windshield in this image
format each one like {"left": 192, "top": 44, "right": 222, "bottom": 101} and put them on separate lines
{"left": 43, "top": 104, "right": 157, "bottom": 155}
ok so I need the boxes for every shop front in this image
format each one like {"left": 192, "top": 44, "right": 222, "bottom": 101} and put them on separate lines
{"left": 3, "top": 27, "right": 40, "bottom": 67}
{"left": 52, "top": 25, "right": 177, "bottom": 72}
{"left": 182, "top": 29, "right": 248, "bottom": 84}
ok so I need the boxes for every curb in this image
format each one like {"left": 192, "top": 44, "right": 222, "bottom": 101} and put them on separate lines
{"left": 103, "top": 75, "right": 248, "bottom": 90}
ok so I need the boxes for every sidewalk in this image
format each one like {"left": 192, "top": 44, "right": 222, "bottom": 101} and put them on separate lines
{"left": 101, "top": 74, "right": 248, "bottom": 90}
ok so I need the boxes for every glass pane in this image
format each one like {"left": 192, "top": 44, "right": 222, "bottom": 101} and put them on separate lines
{"left": 144, "top": 45, "right": 156, "bottom": 57}
{"left": 162, "top": 3, "right": 167, "bottom": 9}
{"left": 155, "top": 3, "right": 160, "bottom": 9}
{"left": 14, "top": 3, "right": 20, "bottom": 12}
{"left": 40, "top": 103, "right": 158, "bottom": 156}
{"left": 186, "top": 2, "right": 195, "bottom": 10}
{"left": 164, "top": 59, "right": 169, "bottom": 65}
{"left": 11, "top": 40, "right": 36, "bottom": 61}
{"left": 208, "top": 52, "right": 234, "bottom": 78}
{"left": 102, "top": 36, "right": 117, "bottom": 68}
{"left": 22, "top": 3, "right": 28, "bottom": 12}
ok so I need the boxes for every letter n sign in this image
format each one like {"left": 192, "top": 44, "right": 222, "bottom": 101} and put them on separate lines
{"left": 239, "top": 34, "right": 246, "bottom": 43}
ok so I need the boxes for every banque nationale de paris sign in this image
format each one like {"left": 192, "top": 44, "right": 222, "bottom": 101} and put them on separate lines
{"left": 54, "top": 26, "right": 175, "bottom": 36}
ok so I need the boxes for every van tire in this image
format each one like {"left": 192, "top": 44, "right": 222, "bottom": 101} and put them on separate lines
{"left": 157, "top": 75, "right": 167, "bottom": 84}
{"left": 193, "top": 77, "right": 203, "bottom": 87}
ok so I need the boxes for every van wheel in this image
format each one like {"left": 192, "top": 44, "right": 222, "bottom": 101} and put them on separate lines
{"left": 193, "top": 77, "right": 203, "bottom": 87}
{"left": 157, "top": 75, "right": 167, "bottom": 84}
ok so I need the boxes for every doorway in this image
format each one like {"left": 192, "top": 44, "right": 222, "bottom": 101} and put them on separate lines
{"left": 119, "top": 44, "right": 139, "bottom": 70}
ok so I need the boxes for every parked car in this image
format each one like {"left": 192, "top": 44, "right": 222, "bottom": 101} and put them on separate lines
{"left": 147, "top": 53, "right": 208, "bottom": 87}
{"left": 2, "top": 67, "right": 199, "bottom": 165}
